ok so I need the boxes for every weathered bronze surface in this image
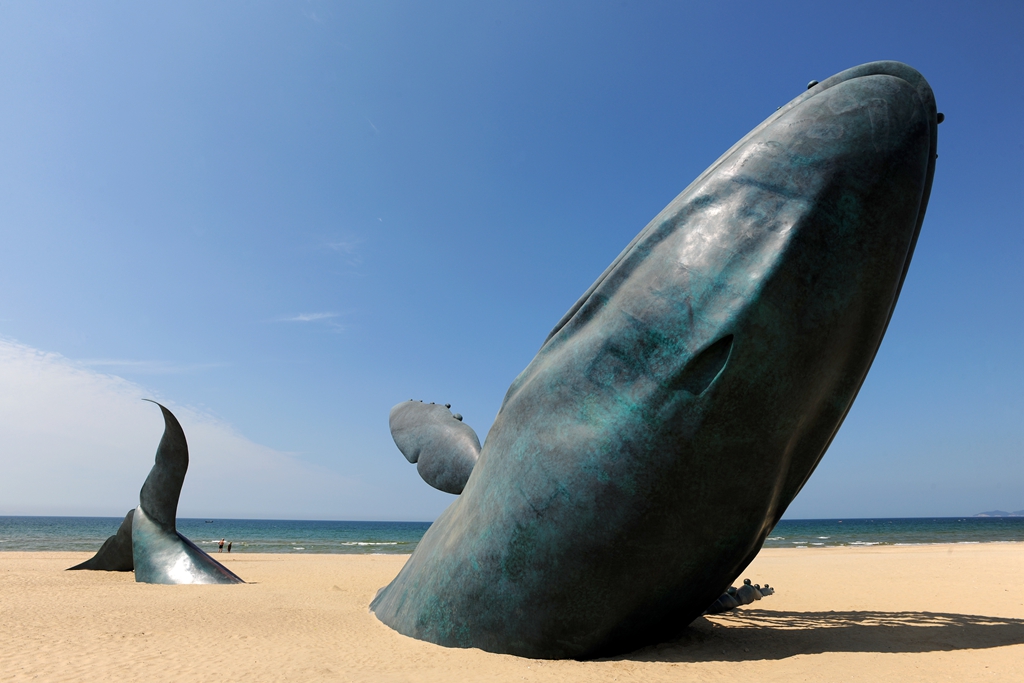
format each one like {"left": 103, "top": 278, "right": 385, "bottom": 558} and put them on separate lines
{"left": 372, "top": 61, "right": 938, "bottom": 658}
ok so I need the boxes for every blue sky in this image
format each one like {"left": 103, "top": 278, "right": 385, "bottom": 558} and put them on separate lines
{"left": 0, "top": 1, "right": 1020, "bottom": 520}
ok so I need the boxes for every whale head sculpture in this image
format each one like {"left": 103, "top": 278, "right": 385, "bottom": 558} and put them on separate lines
{"left": 371, "top": 61, "right": 939, "bottom": 658}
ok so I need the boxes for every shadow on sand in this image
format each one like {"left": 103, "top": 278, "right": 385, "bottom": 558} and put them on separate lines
{"left": 619, "top": 610, "right": 1024, "bottom": 662}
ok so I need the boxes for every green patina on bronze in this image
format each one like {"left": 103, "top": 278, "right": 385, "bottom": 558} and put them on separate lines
{"left": 372, "top": 61, "right": 939, "bottom": 659}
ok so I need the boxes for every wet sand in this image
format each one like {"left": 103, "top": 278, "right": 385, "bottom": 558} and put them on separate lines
{"left": 1, "top": 543, "right": 1021, "bottom": 682}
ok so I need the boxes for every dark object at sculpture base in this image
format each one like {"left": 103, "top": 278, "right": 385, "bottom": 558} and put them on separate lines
{"left": 67, "top": 509, "right": 135, "bottom": 572}
{"left": 372, "top": 61, "right": 938, "bottom": 659}
{"left": 705, "top": 579, "right": 775, "bottom": 614}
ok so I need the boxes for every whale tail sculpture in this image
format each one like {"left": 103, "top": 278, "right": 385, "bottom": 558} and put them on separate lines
{"left": 69, "top": 401, "right": 243, "bottom": 585}
{"left": 131, "top": 401, "right": 243, "bottom": 584}
{"left": 373, "top": 61, "right": 938, "bottom": 659}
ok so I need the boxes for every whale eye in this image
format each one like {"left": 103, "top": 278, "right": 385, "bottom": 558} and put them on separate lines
{"left": 674, "top": 335, "right": 733, "bottom": 396}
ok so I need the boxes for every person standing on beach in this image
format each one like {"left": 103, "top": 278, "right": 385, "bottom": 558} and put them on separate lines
{"left": 227, "top": 541, "right": 232, "bottom": 553}
{"left": 218, "top": 538, "right": 224, "bottom": 553}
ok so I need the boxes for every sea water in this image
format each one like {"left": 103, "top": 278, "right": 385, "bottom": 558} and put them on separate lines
{"left": 0, "top": 516, "right": 1021, "bottom": 554}
{"left": 763, "top": 516, "right": 1024, "bottom": 548}
{"left": 0, "top": 517, "right": 430, "bottom": 554}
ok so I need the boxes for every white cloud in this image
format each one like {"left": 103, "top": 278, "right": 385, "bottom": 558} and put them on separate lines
{"left": 0, "top": 337, "right": 362, "bottom": 519}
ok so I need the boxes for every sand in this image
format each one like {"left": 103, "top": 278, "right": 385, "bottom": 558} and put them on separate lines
{"left": 1, "top": 544, "right": 1022, "bottom": 682}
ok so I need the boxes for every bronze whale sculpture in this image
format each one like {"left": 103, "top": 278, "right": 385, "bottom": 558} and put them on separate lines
{"left": 373, "top": 60, "right": 938, "bottom": 658}
{"left": 372, "top": 61, "right": 937, "bottom": 659}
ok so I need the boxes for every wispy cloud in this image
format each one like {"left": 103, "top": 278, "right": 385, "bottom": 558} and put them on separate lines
{"left": 328, "top": 240, "right": 358, "bottom": 254}
{"left": 325, "top": 238, "right": 363, "bottom": 268}
{"left": 275, "top": 312, "right": 348, "bottom": 333}
{"left": 77, "top": 359, "right": 225, "bottom": 375}
{"left": 280, "top": 312, "right": 339, "bottom": 323}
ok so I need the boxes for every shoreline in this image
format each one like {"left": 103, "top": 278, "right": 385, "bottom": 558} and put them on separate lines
{"left": 4, "top": 516, "right": 1021, "bottom": 555}
{"left": 4, "top": 538, "right": 1023, "bottom": 555}
{"left": 2, "top": 544, "right": 1022, "bottom": 681}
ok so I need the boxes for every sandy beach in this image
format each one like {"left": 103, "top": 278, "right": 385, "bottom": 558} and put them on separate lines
{"left": 1, "top": 544, "right": 1022, "bottom": 682}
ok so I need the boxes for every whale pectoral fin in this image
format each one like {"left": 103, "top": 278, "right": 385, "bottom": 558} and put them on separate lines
{"left": 67, "top": 509, "right": 135, "bottom": 571}
{"left": 389, "top": 401, "right": 481, "bottom": 494}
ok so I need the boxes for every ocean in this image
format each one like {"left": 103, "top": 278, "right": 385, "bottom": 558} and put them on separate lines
{"left": 763, "top": 516, "right": 1024, "bottom": 547}
{"left": 0, "top": 517, "right": 430, "bottom": 554}
{"left": 1, "top": 516, "right": 1021, "bottom": 554}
